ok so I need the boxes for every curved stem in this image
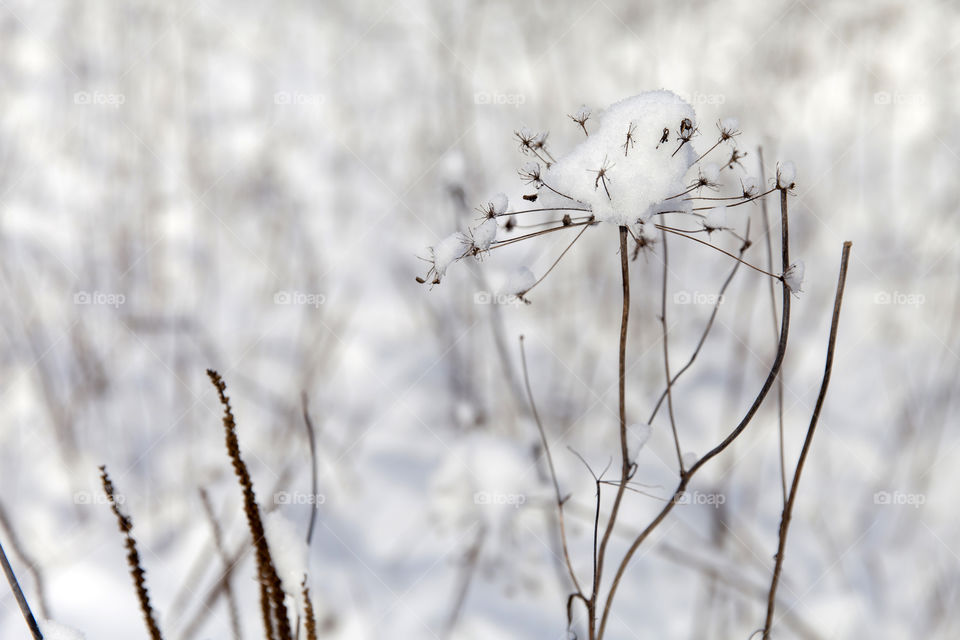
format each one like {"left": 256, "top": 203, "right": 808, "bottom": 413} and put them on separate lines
{"left": 762, "top": 241, "right": 852, "bottom": 639}
{"left": 519, "top": 336, "right": 583, "bottom": 596}
{"left": 648, "top": 229, "right": 750, "bottom": 424}
{"left": 758, "top": 148, "right": 789, "bottom": 505}
{"left": 659, "top": 228, "right": 684, "bottom": 471}
{"left": 597, "top": 189, "right": 793, "bottom": 640}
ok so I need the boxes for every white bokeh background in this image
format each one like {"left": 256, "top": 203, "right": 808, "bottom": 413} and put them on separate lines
{"left": 0, "top": 0, "right": 957, "bottom": 638}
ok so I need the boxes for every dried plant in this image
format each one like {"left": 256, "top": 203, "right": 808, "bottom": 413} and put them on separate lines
{"left": 198, "top": 488, "right": 243, "bottom": 640}
{"left": 207, "top": 368, "right": 294, "bottom": 640}
{"left": 0, "top": 536, "right": 43, "bottom": 640}
{"left": 421, "top": 91, "right": 852, "bottom": 639}
{"left": 99, "top": 464, "right": 164, "bottom": 640}
{"left": 301, "top": 577, "right": 318, "bottom": 640}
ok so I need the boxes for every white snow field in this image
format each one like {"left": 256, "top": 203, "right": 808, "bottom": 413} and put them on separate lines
{"left": 0, "top": 1, "right": 957, "bottom": 639}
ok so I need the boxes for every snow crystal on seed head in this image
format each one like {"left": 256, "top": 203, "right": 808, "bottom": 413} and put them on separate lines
{"left": 704, "top": 206, "right": 727, "bottom": 232}
{"left": 701, "top": 162, "right": 721, "bottom": 184}
{"left": 543, "top": 91, "right": 697, "bottom": 226}
{"left": 784, "top": 260, "right": 805, "bottom": 296}
{"left": 431, "top": 233, "right": 468, "bottom": 277}
{"left": 719, "top": 117, "right": 740, "bottom": 135}
{"left": 489, "top": 192, "right": 509, "bottom": 215}
{"left": 500, "top": 266, "right": 536, "bottom": 298}
{"left": 471, "top": 217, "right": 497, "bottom": 251}
{"left": 777, "top": 161, "right": 797, "bottom": 189}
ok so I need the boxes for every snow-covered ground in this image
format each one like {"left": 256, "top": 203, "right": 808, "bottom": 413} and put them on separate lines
{"left": 1, "top": 0, "right": 958, "bottom": 638}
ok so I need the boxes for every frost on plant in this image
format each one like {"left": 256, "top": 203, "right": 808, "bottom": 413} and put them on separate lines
{"left": 544, "top": 92, "right": 696, "bottom": 226}
{"left": 418, "top": 88, "right": 820, "bottom": 640}
{"left": 417, "top": 89, "right": 791, "bottom": 294}
{"left": 783, "top": 260, "right": 805, "bottom": 295}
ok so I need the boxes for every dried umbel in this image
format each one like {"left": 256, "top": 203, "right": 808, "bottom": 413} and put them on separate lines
{"left": 418, "top": 91, "right": 850, "bottom": 640}
{"left": 419, "top": 90, "right": 796, "bottom": 302}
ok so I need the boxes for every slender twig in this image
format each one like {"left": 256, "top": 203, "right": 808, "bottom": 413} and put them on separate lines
{"left": 655, "top": 224, "right": 777, "bottom": 279}
{"left": 295, "top": 392, "right": 321, "bottom": 640}
{"left": 443, "top": 524, "right": 485, "bottom": 638}
{"left": 177, "top": 465, "right": 297, "bottom": 640}
{"left": 100, "top": 465, "right": 164, "bottom": 640}
{"left": 693, "top": 138, "right": 725, "bottom": 164}
{"left": 691, "top": 187, "right": 777, "bottom": 211}
{"left": 590, "top": 226, "right": 632, "bottom": 639}
{"left": 762, "top": 241, "right": 852, "bottom": 639}
{"left": 207, "top": 369, "right": 293, "bottom": 640}
{"left": 520, "top": 224, "right": 591, "bottom": 299}
{"left": 0, "top": 501, "right": 50, "bottom": 621}
{"left": 511, "top": 215, "right": 595, "bottom": 230}
{"left": 519, "top": 336, "right": 583, "bottom": 596}
{"left": 597, "top": 187, "right": 793, "bottom": 640}
{"left": 300, "top": 393, "right": 320, "bottom": 546}
{"left": 0, "top": 538, "right": 42, "bottom": 640}
{"left": 758, "top": 148, "right": 789, "bottom": 504}
{"left": 489, "top": 220, "right": 595, "bottom": 251}
{"left": 658, "top": 228, "right": 684, "bottom": 471}
{"left": 494, "top": 206, "right": 591, "bottom": 218}
{"left": 198, "top": 489, "right": 243, "bottom": 640}
{"left": 647, "top": 226, "right": 751, "bottom": 423}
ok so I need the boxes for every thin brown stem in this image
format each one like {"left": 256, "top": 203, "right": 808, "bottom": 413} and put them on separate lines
{"left": 648, "top": 226, "right": 751, "bottom": 424}
{"left": 301, "top": 393, "right": 320, "bottom": 546}
{"left": 658, "top": 228, "right": 684, "bottom": 471}
{"left": 597, "top": 188, "right": 793, "bottom": 640}
{"left": 199, "top": 488, "right": 243, "bottom": 640}
{"left": 519, "top": 336, "right": 583, "bottom": 596}
{"left": 0, "top": 501, "right": 49, "bottom": 621}
{"left": 758, "top": 149, "right": 789, "bottom": 505}
{"left": 490, "top": 220, "right": 595, "bottom": 251}
{"left": 520, "top": 224, "right": 591, "bottom": 298}
{"left": 691, "top": 187, "right": 777, "bottom": 211}
{"left": 0, "top": 539, "right": 42, "bottom": 640}
{"left": 694, "top": 138, "right": 724, "bottom": 164}
{"left": 100, "top": 465, "right": 164, "bottom": 640}
{"left": 494, "top": 206, "right": 590, "bottom": 218}
{"left": 762, "top": 241, "right": 852, "bottom": 639}
{"left": 590, "top": 226, "right": 632, "bottom": 639}
{"left": 655, "top": 224, "right": 777, "bottom": 279}
{"left": 207, "top": 369, "right": 293, "bottom": 640}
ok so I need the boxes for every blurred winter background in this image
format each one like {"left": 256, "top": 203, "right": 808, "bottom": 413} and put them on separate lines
{"left": 0, "top": 0, "right": 957, "bottom": 638}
